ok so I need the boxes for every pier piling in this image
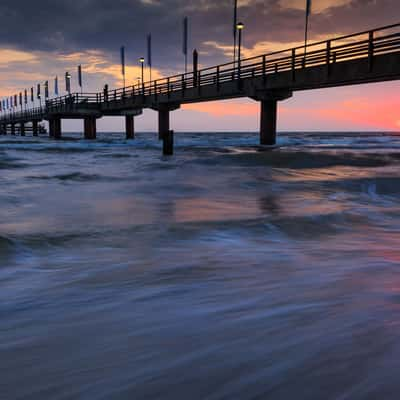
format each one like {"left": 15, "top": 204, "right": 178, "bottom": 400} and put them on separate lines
{"left": 163, "top": 130, "right": 174, "bottom": 156}
{"left": 260, "top": 100, "right": 277, "bottom": 146}
{"left": 125, "top": 115, "right": 135, "bottom": 140}
{"left": 32, "top": 121, "right": 38, "bottom": 137}
{"left": 84, "top": 116, "right": 97, "bottom": 140}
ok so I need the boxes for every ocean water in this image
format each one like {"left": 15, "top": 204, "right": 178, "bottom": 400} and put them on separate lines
{"left": 1, "top": 131, "right": 400, "bottom": 399}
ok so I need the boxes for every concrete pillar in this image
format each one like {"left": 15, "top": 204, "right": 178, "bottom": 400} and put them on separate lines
{"left": 20, "top": 122, "right": 25, "bottom": 136}
{"left": 32, "top": 120, "right": 38, "bottom": 137}
{"left": 158, "top": 109, "right": 170, "bottom": 141}
{"left": 125, "top": 115, "right": 135, "bottom": 140}
{"left": 0, "top": 123, "right": 5, "bottom": 135}
{"left": 260, "top": 99, "right": 277, "bottom": 146}
{"left": 49, "top": 120, "right": 54, "bottom": 138}
{"left": 49, "top": 118, "right": 61, "bottom": 139}
{"left": 84, "top": 116, "right": 97, "bottom": 140}
{"left": 163, "top": 130, "right": 174, "bottom": 156}
{"left": 11, "top": 123, "right": 15, "bottom": 135}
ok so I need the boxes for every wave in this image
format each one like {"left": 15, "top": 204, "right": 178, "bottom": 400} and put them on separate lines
{"left": 28, "top": 172, "right": 104, "bottom": 182}
{"left": 195, "top": 149, "right": 394, "bottom": 169}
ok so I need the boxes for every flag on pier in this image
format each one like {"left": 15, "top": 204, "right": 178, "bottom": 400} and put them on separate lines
{"left": 24, "top": 89, "right": 27, "bottom": 104}
{"left": 78, "top": 65, "right": 82, "bottom": 89}
{"left": 44, "top": 81, "right": 49, "bottom": 99}
{"left": 183, "top": 16, "right": 188, "bottom": 73}
{"left": 147, "top": 34, "right": 152, "bottom": 68}
{"left": 37, "top": 84, "right": 41, "bottom": 99}
{"left": 306, "top": 0, "right": 312, "bottom": 16}
{"left": 19, "top": 93, "right": 22, "bottom": 106}
{"left": 120, "top": 46, "right": 126, "bottom": 85}
{"left": 304, "top": 0, "right": 312, "bottom": 58}
{"left": 55, "top": 76, "right": 59, "bottom": 96}
{"left": 147, "top": 34, "right": 152, "bottom": 81}
{"left": 31, "top": 87, "right": 34, "bottom": 102}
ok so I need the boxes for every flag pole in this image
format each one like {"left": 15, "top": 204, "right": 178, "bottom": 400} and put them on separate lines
{"left": 147, "top": 34, "right": 152, "bottom": 82}
{"left": 304, "top": 0, "right": 311, "bottom": 66}
{"left": 233, "top": 0, "right": 238, "bottom": 65}
{"left": 183, "top": 17, "right": 188, "bottom": 74}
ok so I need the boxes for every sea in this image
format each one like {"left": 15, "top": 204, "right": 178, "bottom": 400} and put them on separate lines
{"left": 1, "top": 131, "right": 400, "bottom": 399}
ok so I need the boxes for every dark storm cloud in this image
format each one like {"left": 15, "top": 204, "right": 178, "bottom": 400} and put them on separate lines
{"left": 0, "top": 0, "right": 398, "bottom": 69}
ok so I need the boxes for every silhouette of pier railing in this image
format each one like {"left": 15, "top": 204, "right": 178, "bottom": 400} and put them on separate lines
{"left": 1, "top": 23, "right": 400, "bottom": 151}
{"left": 98, "top": 22, "right": 400, "bottom": 102}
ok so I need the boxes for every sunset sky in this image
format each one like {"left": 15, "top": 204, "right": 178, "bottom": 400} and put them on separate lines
{"left": 0, "top": 0, "right": 399, "bottom": 131}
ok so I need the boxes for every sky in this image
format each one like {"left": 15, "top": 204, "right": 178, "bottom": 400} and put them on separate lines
{"left": 0, "top": 0, "right": 399, "bottom": 132}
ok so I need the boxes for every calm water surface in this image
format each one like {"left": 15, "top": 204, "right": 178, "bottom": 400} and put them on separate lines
{"left": 1, "top": 131, "right": 400, "bottom": 399}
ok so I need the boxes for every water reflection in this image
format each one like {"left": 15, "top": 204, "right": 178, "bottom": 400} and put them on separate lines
{"left": 1, "top": 132, "right": 400, "bottom": 399}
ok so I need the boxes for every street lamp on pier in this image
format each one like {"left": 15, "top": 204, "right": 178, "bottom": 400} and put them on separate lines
{"left": 236, "top": 22, "right": 244, "bottom": 77}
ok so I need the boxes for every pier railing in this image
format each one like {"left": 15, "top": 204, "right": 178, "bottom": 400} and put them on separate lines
{"left": 1, "top": 22, "right": 399, "bottom": 121}
{"left": 101, "top": 22, "right": 400, "bottom": 102}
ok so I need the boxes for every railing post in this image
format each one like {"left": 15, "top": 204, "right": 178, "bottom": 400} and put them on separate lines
{"left": 216, "top": 66, "right": 220, "bottom": 91}
{"left": 167, "top": 77, "right": 170, "bottom": 98}
{"left": 198, "top": 72, "right": 201, "bottom": 95}
{"left": 154, "top": 80, "right": 158, "bottom": 100}
{"left": 291, "top": 48, "right": 296, "bottom": 82}
{"left": 262, "top": 55, "right": 266, "bottom": 85}
{"left": 326, "top": 40, "right": 331, "bottom": 77}
{"left": 181, "top": 74, "right": 185, "bottom": 97}
{"left": 368, "top": 30, "right": 374, "bottom": 72}
{"left": 275, "top": 63, "right": 278, "bottom": 73}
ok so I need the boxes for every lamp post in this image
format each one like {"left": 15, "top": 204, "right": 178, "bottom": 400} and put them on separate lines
{"left": 139, "top": 57, "right": 145, "bottom": 94}
{"left": 236, "top": 22, "right": 244, "bottom": 77}
{"left": 65, "top": 72, "right": 71, "bottom": 95}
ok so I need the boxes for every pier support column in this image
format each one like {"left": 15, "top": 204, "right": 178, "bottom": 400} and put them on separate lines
{"left": 158, "top": 109, "right": 170, "bottom": 141}
{"left": 84, "top": 116, "right": 97, "bottom": 140}
{"left": 125, "top": 115, "right": 135, "bottom": 140}
{"left": 49, "top": 118, "right": 61, "bottom": 139}
{"left": 11, "top": 123, "right": 15, "bottom": 135}
{"left": 32, "top": 120, "right": 38, "bottom": 137}
{"left": 260, "top": 100, "right": 277, "bottom": 146}
{"left": 163, "top": 130, "right": 174, "bottom": 156}
{"left": 0, "top": 123, "right": 5, "bottom": 135}
{"left": 250, "top": 90, "right": 293, "bottom": 146}
{"left": 153, "top": 103, "right": 180, "bottom": 141}
{"left": 20, "top": 122, "right": 25, "bottom": 137}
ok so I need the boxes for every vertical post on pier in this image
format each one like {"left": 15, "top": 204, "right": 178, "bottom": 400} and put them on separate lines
{"left": 49, "top": 118, "right": 61, "bottom": 139}
{"left": 49, "top": 119, "right": 54, "bottom": 138}
{"left": 84, "top": 116, "right": 96, "bottom": 140}
{"left": 368, "top": 30, "right": 374, "bottom": 72}
{"left": 163, "top": 130, "right": 174, "bottom": 156}
{"left": 54, "top": 118, "right": 62, "bottom": 140}
{"left": 125, "top": 115, "right": 135, "bottom": 140}
{"left": 158, "top": 108, "right": 170, "bottom": 141}
{"left": 260, "top": 99, "right": 277, "bottom": 146}
{"left": 11, "top": 123, "right": 15, "bottom": 136}
{"left": 32, "top": 120, "right": 38, "bottom": 137}
{"left": 20, "top": 122, "right": 25, "bottom": 136}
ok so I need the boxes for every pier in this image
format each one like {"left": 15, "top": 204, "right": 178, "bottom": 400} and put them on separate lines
{"left": 1, "top": 23, "right": 399, "bottom": 153}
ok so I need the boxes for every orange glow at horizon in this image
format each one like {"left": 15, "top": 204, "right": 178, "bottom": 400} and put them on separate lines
{"left": 183, "top": 93, "right": 400, "bottom": 131}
